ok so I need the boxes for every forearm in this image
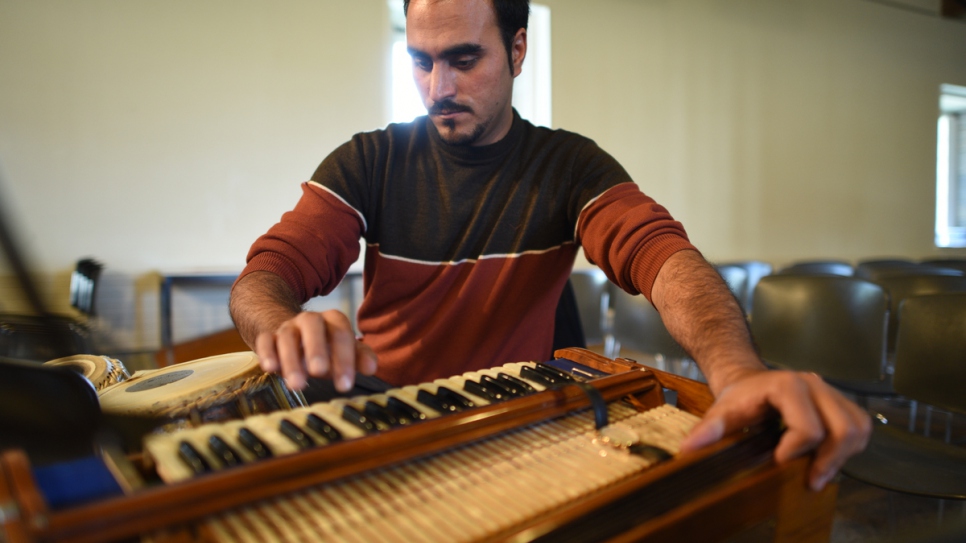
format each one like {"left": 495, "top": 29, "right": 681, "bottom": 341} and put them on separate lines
{"left": 649, "top": 250, "right": 765, "bottom": 395}
{"left": 229, "top": 271, "right": 303, "bottom": 348}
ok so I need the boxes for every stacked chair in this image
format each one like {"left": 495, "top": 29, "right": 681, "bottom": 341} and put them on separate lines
{"left": 855, "top": 258, "right": 964, "bottom": 281}
{"left": 716, "top": 260, "right": 773, "bottom": 314}
{"left": 777, "top": 259, "right": 854, "bottom": 277}
{"left": 0, "top": 258, "right": 102, "bottom": 361}
{"left": 749, "top": 274, "right": 892, "bottom": 400}
{"left": 841, "top": 293, "right": 966, "bottom": 517}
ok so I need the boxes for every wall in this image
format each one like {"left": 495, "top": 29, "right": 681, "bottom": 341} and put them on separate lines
{"left": 1, "top": 0, "right": 965, "bottom": 355}
{"left": 0, "top": 0, "right": 388, "bottom": 355}
{"left": 545, "top": 0, "right": 966, "bottom": 264}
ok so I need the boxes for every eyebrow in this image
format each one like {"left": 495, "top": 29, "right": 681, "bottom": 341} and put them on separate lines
{"left": 408, "top": 43, "right": 484, "bottom": 59}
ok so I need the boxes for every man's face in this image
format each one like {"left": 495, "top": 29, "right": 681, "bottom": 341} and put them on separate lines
{"left": 406, "top": 0, "right": 525, "bottom": 147}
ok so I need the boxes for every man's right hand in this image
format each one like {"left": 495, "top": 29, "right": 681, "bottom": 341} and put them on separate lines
{"left": 255, "top": 310, "right": 378, "bottom": 392}
{"left": 230, "top": 271, "right": 378, "bottom": 393}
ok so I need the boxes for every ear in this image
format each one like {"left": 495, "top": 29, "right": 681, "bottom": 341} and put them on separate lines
{"left": 511, "top": 28, "right": 527, "bottom": 78}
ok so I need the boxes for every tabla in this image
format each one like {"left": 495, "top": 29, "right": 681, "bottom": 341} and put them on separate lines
{"left": 43, "top": 354, "right": 131, "bottom": 392}
{"left": 97, "top": 352, "right": 305, "bottom": 427}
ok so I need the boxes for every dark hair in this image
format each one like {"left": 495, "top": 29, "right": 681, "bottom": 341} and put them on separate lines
{"left": 403, "top": 0, "right": 530, "bottom": 72}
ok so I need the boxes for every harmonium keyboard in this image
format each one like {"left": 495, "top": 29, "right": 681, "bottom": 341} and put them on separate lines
{"left": 0, "top": 348, "right": 837, "bottom": 543}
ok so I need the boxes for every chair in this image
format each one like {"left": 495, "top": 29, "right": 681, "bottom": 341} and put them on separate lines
{"left": 717, "top": 260, "right": 773, "bottom": 313}
{"left": 551, "top": 278, "right": 587, "bottom": 352}
{"left": 871, "top": 274, "right": 966, "bottom": 356}
{"left": 69, "top": 258, "right": 103, "bottom": 317}
{"left": 777, "top": 260, "right": 853, "bottom": 276}
{"left": 0, "top": 258, "right": 101, "bottom": 361}
{"left": 609, "top": 288, "right": 689, "bottom": 361}
{"left": 857, "top": 263, "right": 963, "bottom": 282}
{"left": 714, "top": 264, "right": 749, "bottom": 309}
{"left": 568, "top": 268, "right": 611, "bottom": 348}
{"left": 854, "top": 257, "right": 964, "bottom": 281}
{"left": 920, "top": 258, "right": 966, "bottom": 275}
{"left": 750, "top": 275, "right": 891, "bottom": 396}
{"left": 842, "top": 293, "right": 966, "bottom": 503}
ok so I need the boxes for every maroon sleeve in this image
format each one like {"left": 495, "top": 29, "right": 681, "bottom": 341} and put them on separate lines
{"left": 235, "top": 182, "right": 365, "bottom": 303}
{"left": 577, "top": 183, "right": 697, "bottom": 301}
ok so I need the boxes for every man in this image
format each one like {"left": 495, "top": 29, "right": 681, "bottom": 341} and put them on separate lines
{"left": 230, "top": 0, "right": 869, "bottom": 492}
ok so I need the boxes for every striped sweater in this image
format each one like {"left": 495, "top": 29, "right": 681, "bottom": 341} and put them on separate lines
{"left": 240, "top": 111, "right": 695, "bottom": 386}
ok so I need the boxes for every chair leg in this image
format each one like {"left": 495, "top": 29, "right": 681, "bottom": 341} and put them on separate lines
{"left": 908, "top": 400, "right": 918, "bottom": 433}
{"left": 925, "top": 406, "right": 934, "bottom": 438}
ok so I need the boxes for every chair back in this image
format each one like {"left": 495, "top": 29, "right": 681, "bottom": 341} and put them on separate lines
{"left": 568, "top": 268, "right": 611, "bottom": 345}
{"left": 69, "top": 258, "right": 103, "bottom": 316}
{"left": 610, "top": 289, "right": 688, "bottom": 359}
{"left": 892, "top": 293, "right": 966, "bottom": 415}
{"left": 717, "top": 260, "right": 773, "bottom": 312}
{"left": 855, "top": 260, "right": 964, "bottom": 281}
{"left": 552, "top": 279, "right": 586, "bottom": 351}
{"left": 919, "top": 258, "right": 966, "bottom": 274}
{"left": 750, "top": 275, "right": 888, "bottom": 382}
{"left": 777, "top": 260, "right": 853, "bottom": 277}
{"left": 714, "top": 264, "right": 749, "bottom": 308}
{"left": 872, "top": 274, "right": 966, "bottom": 354}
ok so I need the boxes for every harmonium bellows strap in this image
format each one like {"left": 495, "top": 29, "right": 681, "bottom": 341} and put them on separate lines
{"left": 0, "top": 348, "right": 839, "bottom": 543}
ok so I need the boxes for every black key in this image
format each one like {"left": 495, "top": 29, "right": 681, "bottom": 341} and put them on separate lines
{"left": 480, "top": 374, "right": 523, "bottom": 398}
{"left": 535, "top": 362, "right": 577, "bottom": 382}
{"left": 306, "top": 413, "right": 343, "bottom": 443}
{"left": 364, "top": 401, "right": 400, "bottom": 428}
{"left": 387, "top": 396, "right": 426, "bottom": 423}
{"left": 238, "top": 427, "right": 273, "bottom": 459}
{"left": 342, "top": 404, "right": 379, "bottom": 434}
{"left": 208, "top": 435, "right": 242, "bottom": 468}
{"left": 437, "top": 386, "right": 475, "bottom": 410}
{"left": 464, "top": 379, "right": 503, "bottom": 402}
{"left": 279, "top": 418, "right": 315, "bottom": 450}
{"left": 178, "top": 440, "right": 211, "bottom": 474}
{"left": 497, "top": 372, "right": 537, "bottom": 394}
{"left": 520, "top": 365, "right": 557, "bottom": 387}
{"left": 629, "top": 443, "right": 674, "bottom": 464}
{"left": 416, "top": 389, "right": 448, "bottom": 414}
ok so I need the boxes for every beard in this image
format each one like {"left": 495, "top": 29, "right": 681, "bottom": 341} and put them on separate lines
{"left": 429, "top": 99, "right": 489, "bottom": 146}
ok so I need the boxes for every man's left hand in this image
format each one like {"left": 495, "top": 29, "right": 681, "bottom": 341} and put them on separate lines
{"left": 680, "top": 369, "right": 872, "bottom": 491}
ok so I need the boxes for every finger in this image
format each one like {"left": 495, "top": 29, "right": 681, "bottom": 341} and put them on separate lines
{"left": 798, "top": 374, "right": 873, "bottom": 490}
{"left": 680, "top": 416, "right": 725, "bottom": 452}
{"left": 275, "top": 323, "right": 307, "bottom": 390}
{"left": 255, "top": 332, "right": 280, "bottom": 373}
{"left": 323, "top": 311, "right": 357, "bottom": 392}
{"left": 357, "top": 342, "right": 378, "bottom": 376}
{"left": 768, "top": 374, "right": 826, "bottom": 464}
{"left": 681, "top": 371, "right": 823, "bottom": 460}
{"left": 296, "top": 313, "right": 331, "bottom": 379}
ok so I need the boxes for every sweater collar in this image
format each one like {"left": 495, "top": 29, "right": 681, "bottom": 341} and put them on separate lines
{"left": 425, "top": 109, "right": 525, "bottom": 163}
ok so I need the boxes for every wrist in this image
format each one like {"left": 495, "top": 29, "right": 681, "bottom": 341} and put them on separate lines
{"left": 704, "top": 356, "right": 767, "bottom": 397}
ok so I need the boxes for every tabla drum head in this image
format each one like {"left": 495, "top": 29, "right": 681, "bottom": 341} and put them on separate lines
{"left": 43, "top": 354, "right": 130, "bottom": 391}
{"left": 97, "top": 351, "right": 272, "bottom": 420}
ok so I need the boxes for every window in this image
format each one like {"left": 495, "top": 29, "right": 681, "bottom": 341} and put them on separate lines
{"left": 936, "top": 84, "right": 966, "bottom": 248}
{"left": 387, "top": 1, "right": 552, "bottom": 127}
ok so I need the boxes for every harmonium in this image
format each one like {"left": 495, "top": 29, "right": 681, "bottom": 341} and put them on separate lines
{"left": 0, "top": 348, "right": 837, "bottom": 542}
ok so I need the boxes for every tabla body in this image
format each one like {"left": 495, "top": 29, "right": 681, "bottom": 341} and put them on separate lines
{"left": 43, "top": 354, "right": 130, "bottom": 392}
{"left": 97, "top": 351, "right": 304, "bottom": 427}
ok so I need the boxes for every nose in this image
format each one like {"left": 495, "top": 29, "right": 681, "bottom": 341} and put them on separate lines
{"left": 429, "top": 64, "right": 456, "bottom": 103}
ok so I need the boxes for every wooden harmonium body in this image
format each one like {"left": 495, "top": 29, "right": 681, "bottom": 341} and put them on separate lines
{"left": 0, "top": 348, "right": 837, "bottom": 543}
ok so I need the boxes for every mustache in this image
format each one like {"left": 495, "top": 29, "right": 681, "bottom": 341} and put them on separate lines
{"left": 429, "top": 99, "right": 473, "bottom": 116}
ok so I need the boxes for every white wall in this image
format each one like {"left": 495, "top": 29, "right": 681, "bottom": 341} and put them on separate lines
{"left": 0, "top": 0, "right": 388, "bottom": 273}
{"left": 2, "top": 0, "right": 966, "bottom": 355}
{"left": 546, "top": 0, "right": 966, "bottom": 264}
